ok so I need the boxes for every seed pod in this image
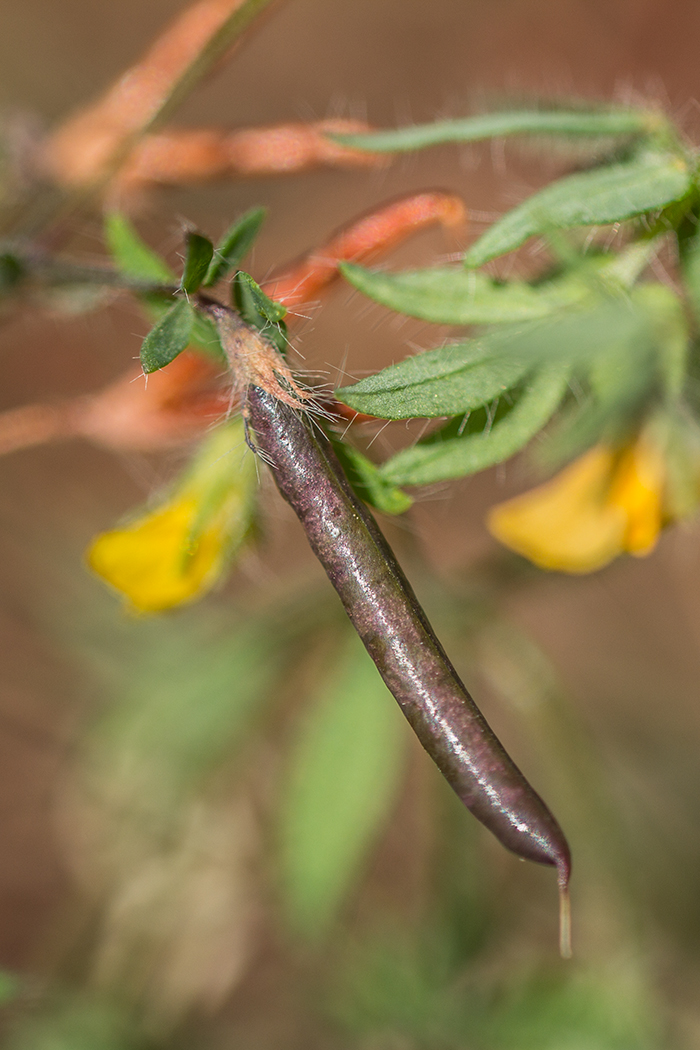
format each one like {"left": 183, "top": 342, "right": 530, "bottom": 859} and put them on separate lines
{"left": 245, "top": 383, "right": 572, "bottom": 956}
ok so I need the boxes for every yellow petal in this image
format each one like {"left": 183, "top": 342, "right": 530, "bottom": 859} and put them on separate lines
{"left": 87, "top": 420, "right": 257, "bottom": 612}
{"left": 608, "top": 437, "right": 664, "bottom": 556}
{"left": 487, "top": 446, "right": 628, "bottom": 574}
{"left": 87, "top": 496, "right": 229, "bottom": 613}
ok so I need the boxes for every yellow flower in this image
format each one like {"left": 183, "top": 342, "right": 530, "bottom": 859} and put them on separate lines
{"left": 487, "top": 434, "right": 667, "bottom": 574}
{"left": 87, "top": 420, "right": 257, "bottom": 612}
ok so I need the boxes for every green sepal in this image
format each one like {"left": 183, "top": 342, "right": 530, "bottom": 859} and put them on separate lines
{"left": 278, "top": 631, "right": 406, "bottom": 940}
{"left": 379, "top": 364, "right": 570, "bottom": 486}
{"left": 204, "top": 206, "right": 267, "bottom": 286}
{"left": 233, "top": 269, "right": 286, "bottom": 322}
{"left": 105, "top": 212, "right": 174, "bottom": 284}
{"left": 180, "top": 417, "right": 259, "bottom": 559}
{"left": 140, "top": 298, "right": 195, "bottom": 373}
{"left": 233, "top": 269, "right": 288, "bottom": 354}
{"left": 180, "top": 231, "right": 214, "bottom": 294}
{"left": 464, "top": 150, "right": 692, "bottom": 268}
{"left": 329, "top": 435, "right": 413, "bottom": 514}
{"left": 328, "top": 107, "right": 656, "bottom": 153}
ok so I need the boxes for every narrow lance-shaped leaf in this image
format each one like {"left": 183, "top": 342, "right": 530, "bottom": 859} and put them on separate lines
{"left": 341, "top": 262, "right": 588, "bottom": 326}
{"left": 380, "top": 364, "right": 570, "bottom": 486}
{"left": 338, "top": 296, "right": 653, "bottom": 422}
{"left": 140, "top": 298, "right": 194, "bottom": 373}
{"left": 341, "top": 241, "right": 657, "bottom": 327}
{"left": 328, "top": 107, "right": 657, "bottom": 153}
{"left": 204, "top": 206, "right": 267, "bottom": 286}
{"left": 180, "top": 231, "right": 214, "bottom": 294}
{"left": 329, "top": 436, "right": 413, "bottom": 514}
{"left": 336, "top": 342, "right": 531, "bottom": 419}
{"left": 465, "top": 151, "right": 692, "bottom": 268}
{"left": 105, "top": 212, "right": 174, "bottom": 284}
{"left": 279, "top": 632, "right": 407, "bottom": 939}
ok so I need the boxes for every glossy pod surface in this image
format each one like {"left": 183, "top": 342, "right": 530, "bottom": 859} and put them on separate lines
{"left": 246, "top": 385, "right": 571, "bottom": 885}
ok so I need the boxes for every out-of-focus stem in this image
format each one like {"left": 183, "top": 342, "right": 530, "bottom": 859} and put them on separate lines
{"left": 43, "top": 0, "right": 283, "bottom": 190}
{"left": 112, "top": 120, "right": 387, "bottom": 195}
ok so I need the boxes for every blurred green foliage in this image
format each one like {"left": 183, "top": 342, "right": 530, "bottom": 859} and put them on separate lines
{"left": 3, "top": 5, "right": 700, "bottom": 1049}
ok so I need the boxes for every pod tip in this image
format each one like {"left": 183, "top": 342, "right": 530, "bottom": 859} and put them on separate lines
{"left": 558, "top": 874, "right": 572, "bottom": 959}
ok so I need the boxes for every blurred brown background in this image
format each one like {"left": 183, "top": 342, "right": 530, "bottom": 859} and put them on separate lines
{"left": 1, "top": 0, "right": 700, "bottom": 1032}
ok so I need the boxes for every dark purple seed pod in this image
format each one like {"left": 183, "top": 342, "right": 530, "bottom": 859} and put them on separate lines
{"left": 245, "top": 383, "right": 571, "bottom": 956}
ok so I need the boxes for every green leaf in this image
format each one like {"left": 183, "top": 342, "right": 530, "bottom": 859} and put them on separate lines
{"left": 341, "top": 242, "right": 657, "bottom": 327}
{"left": 204, "top": 207, "right": 267, "bottom": 286}
{"left": 233, "top": 269, "right": 288, "bottom": 354}
{"left": 332, "top": 929, "right": 483, "bottom": 1046}
{"left": 536, "top": 284, "right": 685, "bottom": 463}
{"left": 328, "top": 107, "right": 656, "bottom": 153}
{"left": 180, "top": 231, "right": 214, "bottom": 294}
{"left": 329, "top": 436, "right": 413, "bottom": 514}
{"left": 481, "top": 969, "right": 661, "bottom": 1050}
{"left": 380, "top": 365, "right": 570, "bottom": 485}
{"left": 105, "top": 212, "right": 174, "bottom": 283}
{"left": 140, "top": 298, "right": 194, "bottom": 373}
{"left": 190, "top": 312, "right": 226, "bottom": 362}
{"left": 465, "top": 151, "right": 692, "bottom": 267}
{"left": 233, "top": 269, "right": 286, "bottom": 322}
{"left": 338, "top": 292, "right": 656, "bottom": 423}
{"left": 340, "top": 262, "right": 589, "bottom": 326}
{"left": 336, "top": 342, "right": 531, "bottom": 419}
{"left": 633, "top": 282, "right": 688, "bottom": 399}
{"left": 8, "top": 998, "right": 135, "bottom": 1050}
{"left": 0, "top": 252, "right": 24, "bottom": 292}
{"left": 94, "top": 618, "right": 284, "bottom": 804}
{"left": 678, "top": 208, "right": 700, "bottom": 325}
{"left": 0, "top": 971, "right": 19, "bottom": 1004}
{"left": 279, "top": 633, "right": 406, "bottom": 940}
